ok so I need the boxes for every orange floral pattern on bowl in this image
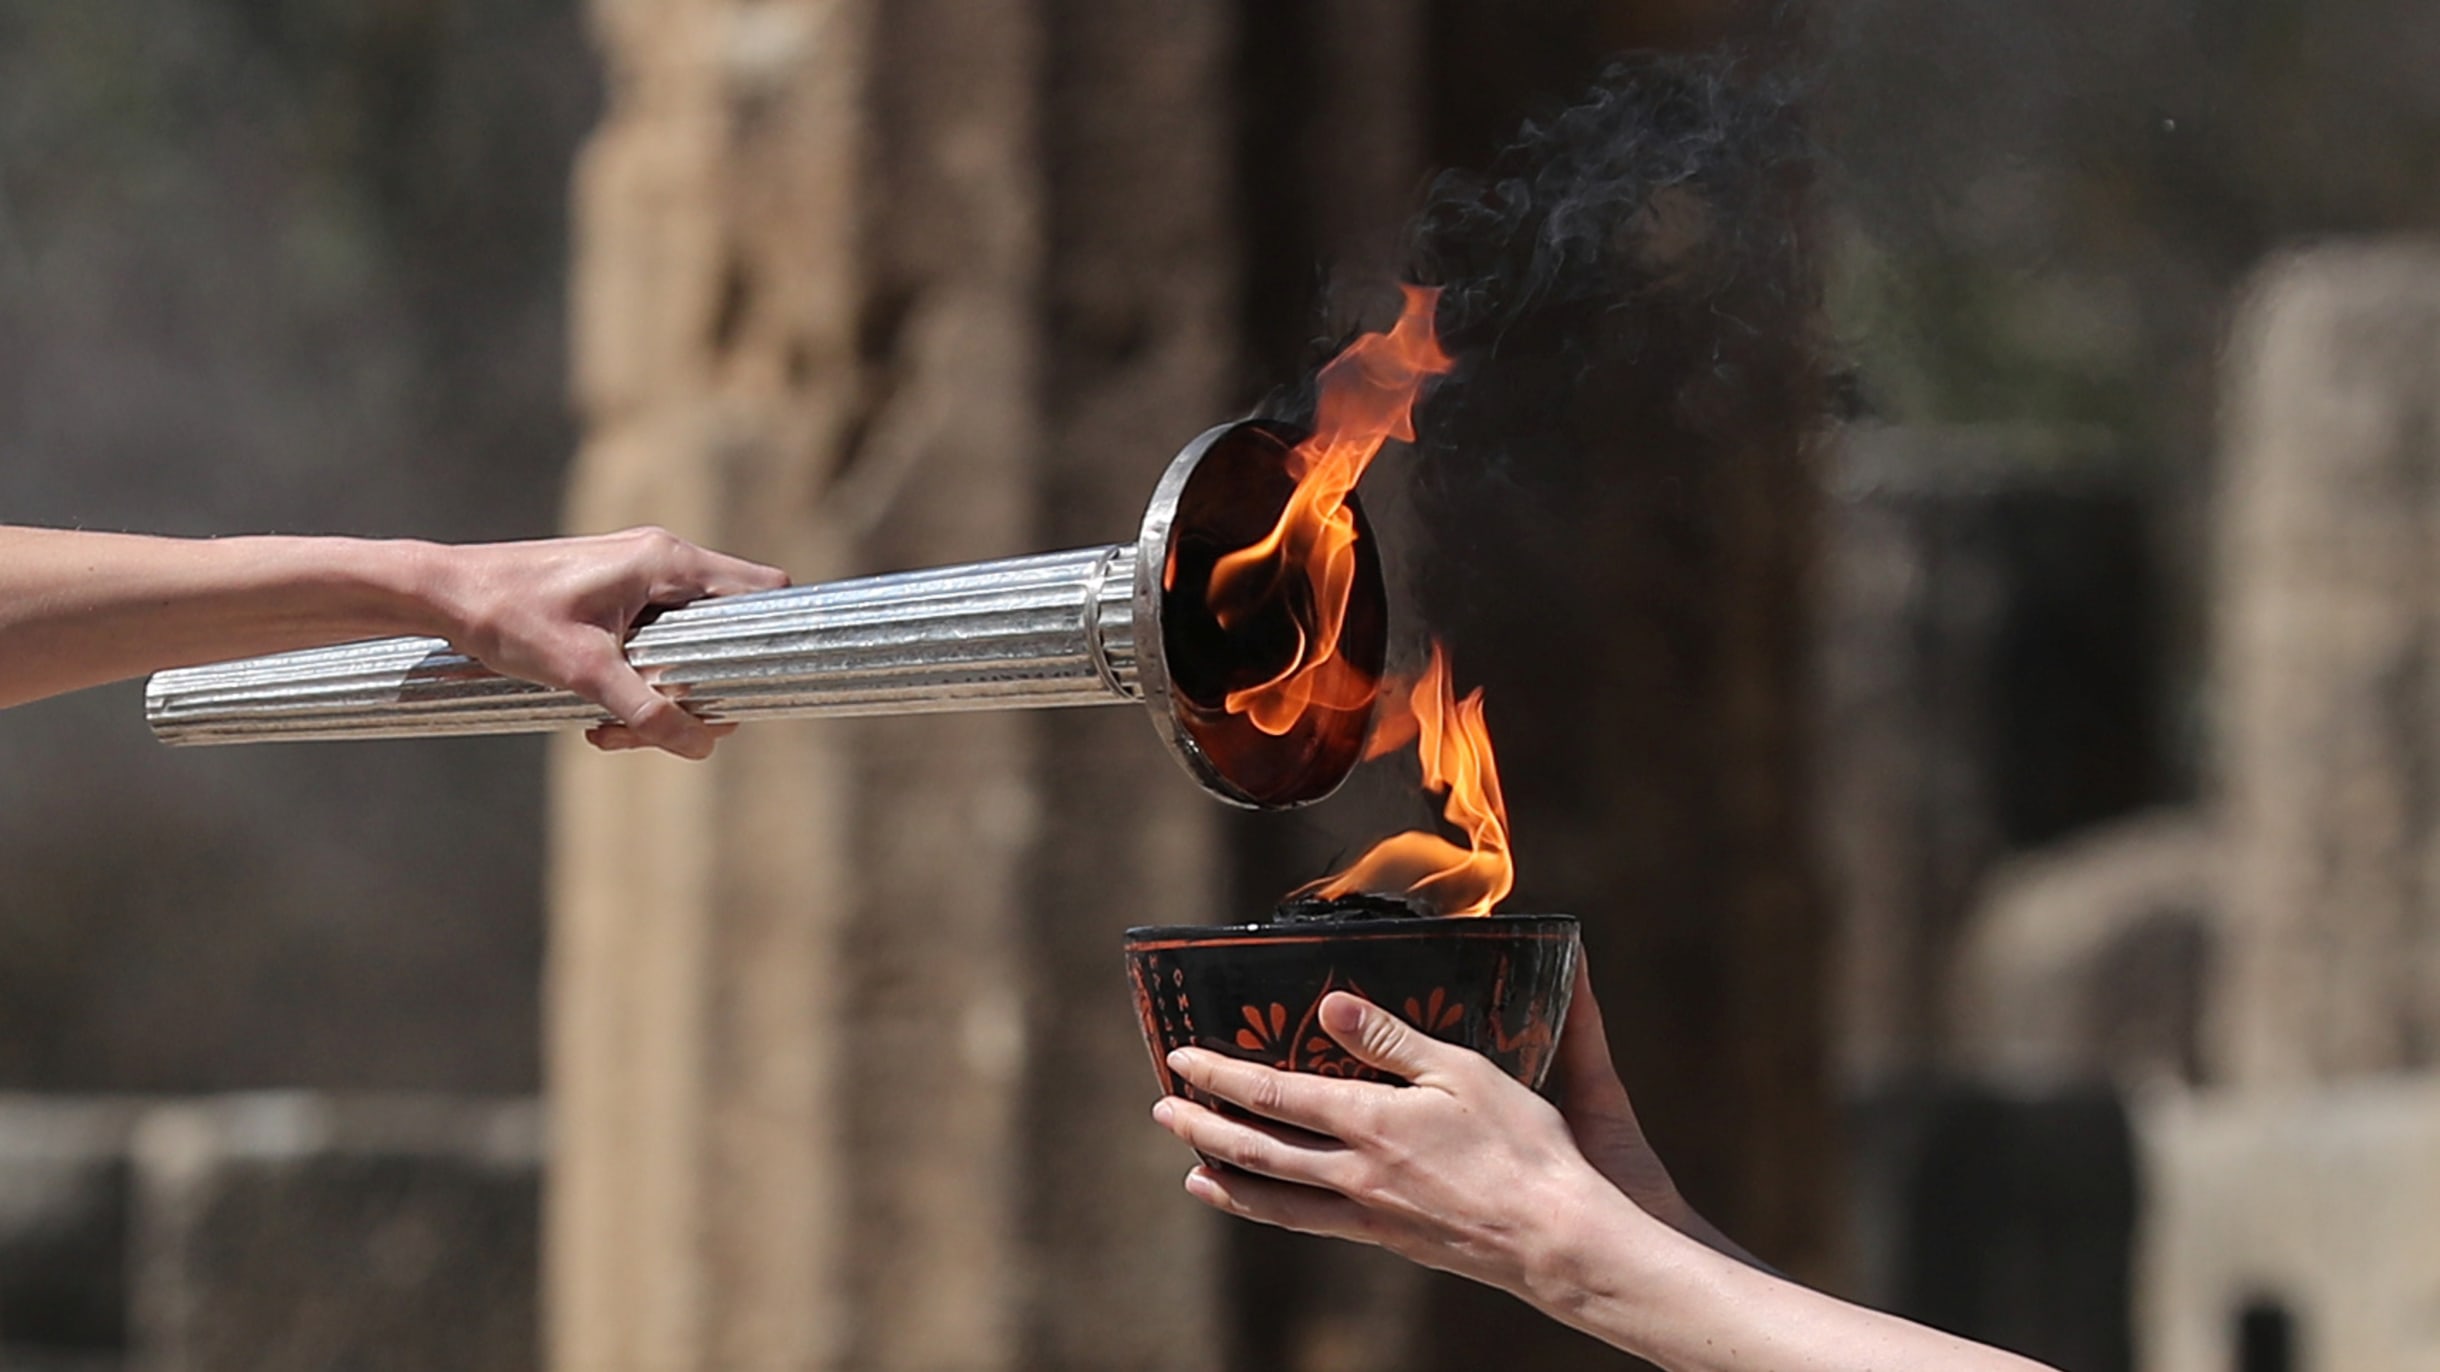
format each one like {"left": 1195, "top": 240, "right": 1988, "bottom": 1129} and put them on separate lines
{"left": 1123, "top": 915, "right": 1580, "bottom": 1106}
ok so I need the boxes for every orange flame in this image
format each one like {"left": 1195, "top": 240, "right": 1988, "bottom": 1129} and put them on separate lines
{"left": 1299, "top": 643, "right": 1514, "bottom": 917}
{"left": 1204, "top": 284, "right": 1512, "bottom": 917}
{"left": 1207, "top": 284, "right": 1454, "bottom": 735}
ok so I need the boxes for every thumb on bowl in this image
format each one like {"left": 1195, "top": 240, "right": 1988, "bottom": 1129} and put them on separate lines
{"left": 1318, "top": 992, "right": 1453, "bottom": 1082}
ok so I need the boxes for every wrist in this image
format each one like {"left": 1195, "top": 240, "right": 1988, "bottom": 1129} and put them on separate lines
{"left": 1522, "top": 1173, "right": 1737, "bottom": 1364}
{"left": 1519, "top": 1170, "right": 1667, "bottom": 1324}
{"left": 351, "top": 538, "right": 464, "bottom": 640}
{"left": 212, "top": 534, "right": 444, "bottom": 634}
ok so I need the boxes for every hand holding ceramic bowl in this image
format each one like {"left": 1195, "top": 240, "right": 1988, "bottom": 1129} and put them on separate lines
{"left": 1123, "top": 913, "right": 1582, "bottom": 1095}
{"left": 1123, "top": 910, "right": 1568, "bottom": 1294}
{"left": 1141, "top": 950, "right": 2061, "bottom": 1372}
{"left": 1151, "top": 985, "right": 1614, "bottom": 1301}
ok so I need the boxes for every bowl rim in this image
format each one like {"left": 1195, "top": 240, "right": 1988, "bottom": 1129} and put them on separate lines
{"left": 1123, "top": 912, "right": 1578, "bottom": 944}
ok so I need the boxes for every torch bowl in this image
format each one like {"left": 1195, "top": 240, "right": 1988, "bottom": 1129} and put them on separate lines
{"left": 1124, "top": 915, "right": 1580, "bottom": 1102}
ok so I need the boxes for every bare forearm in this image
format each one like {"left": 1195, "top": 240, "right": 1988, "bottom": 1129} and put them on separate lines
{"left": 1646, "top": 1189, "right": 1766, "bottom": 1272}
{"left": 1538, "top": 1194, "right": 2058, "bottom": 1372}
{"left": 0, "top": 527, "right": 450, "bottom": 708}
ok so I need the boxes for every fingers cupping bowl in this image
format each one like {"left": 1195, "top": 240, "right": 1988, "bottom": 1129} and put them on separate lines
{"left": 1125, "top": 911, "right": 1582, "bottom": 1156}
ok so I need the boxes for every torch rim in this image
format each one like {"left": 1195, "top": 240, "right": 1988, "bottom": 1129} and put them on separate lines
{"left": 1133, "top": 418, "right": 1389, "bottom": 810}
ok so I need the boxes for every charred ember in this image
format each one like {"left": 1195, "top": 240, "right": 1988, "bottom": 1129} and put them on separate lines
{"left": 1269, "top": 891, "right": 1436, "bottom": 925}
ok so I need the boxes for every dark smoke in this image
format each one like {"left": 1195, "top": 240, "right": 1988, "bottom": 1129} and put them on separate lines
{"left": 1260, "top": 52, "right": 1825, "bottom": 520}
{"left": 1410, "top": 52, "right": 1824, "bottom": 521}
{"left": 1257, "top": 50, "right": 1826, "bottom": 650}
{"left": 1246, "top": 50, "right": 1831, "bottom": 897}
{"left": 1411, "top": 53, "right": 1816, "bottom": 367}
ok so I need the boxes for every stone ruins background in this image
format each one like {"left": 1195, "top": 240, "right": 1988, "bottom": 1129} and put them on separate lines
{"left": 5, "top": 1, "right": 2440, "bottom": 1370}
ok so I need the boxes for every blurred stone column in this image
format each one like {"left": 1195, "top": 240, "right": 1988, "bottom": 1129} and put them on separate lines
{"left": 549, "top": 3, "right": 1226, "bottom": 1370}
{"left": 2216, "top": 244, "right": 2440, "bottom": 1085}
{"left": 1018, "top": 1, "right": 1237, "bottom": 1368}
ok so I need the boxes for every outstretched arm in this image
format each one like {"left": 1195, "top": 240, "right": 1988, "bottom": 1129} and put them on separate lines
{"left": 0, "top": 525, "right": 788, "bottom": 758}
{"left": 1151, "top": 983, "right": 2056, "bottom": 1372}
{"left": 1543, "top": 960, "right": 1760, "bottom": 1268}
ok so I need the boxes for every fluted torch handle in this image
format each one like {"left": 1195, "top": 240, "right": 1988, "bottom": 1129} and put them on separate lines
{"left": 146, "top": 546, "right": 1144, "bottom": 746}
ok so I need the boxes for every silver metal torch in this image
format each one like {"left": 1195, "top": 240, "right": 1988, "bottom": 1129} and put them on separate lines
{"left": 144, "top": 420, "right": 1388, "bottom": 809}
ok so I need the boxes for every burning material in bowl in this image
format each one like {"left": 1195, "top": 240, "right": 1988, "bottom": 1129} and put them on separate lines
{"left": 1124, "top": 898, "right": 1580, "bottom": 1097}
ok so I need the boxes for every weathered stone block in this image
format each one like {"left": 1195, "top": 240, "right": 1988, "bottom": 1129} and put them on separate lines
{"left": 2217, "top": 244, "right": 2440, "bottom": 1084}
{"left": 1948, "top": 811, "right": 2217, "bottom": 1087}
{"left": 129, "top": 1095, "right": 539, "bottom": 1372}
{"left": 2137, "top": 1078, "right": 2440, "bottom": 1372}
{"left": 0, "top": 1098, "right": 146, "bottom": 1365}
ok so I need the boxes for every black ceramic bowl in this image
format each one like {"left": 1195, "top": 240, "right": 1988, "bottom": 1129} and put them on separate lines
{"left": 1124, "top": 915, "right": 1581, "bottom": 1100}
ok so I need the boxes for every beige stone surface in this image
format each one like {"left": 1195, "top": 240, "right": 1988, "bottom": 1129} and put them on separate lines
{"left": 2136, "top": 1078, "right": 2440, "bottom": 1372}
{"left": 2216, "top": 243, "right": 2440, "bottom": 1085}
{"left": 1936, "top": 244, "right": 2440, "bottom": 1369}
{"left": 548, "top": 2, "right": 1229, "bottom": 1369}
{"left": 1948, "top": 811, "right": 2218, "bottom": 1088}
